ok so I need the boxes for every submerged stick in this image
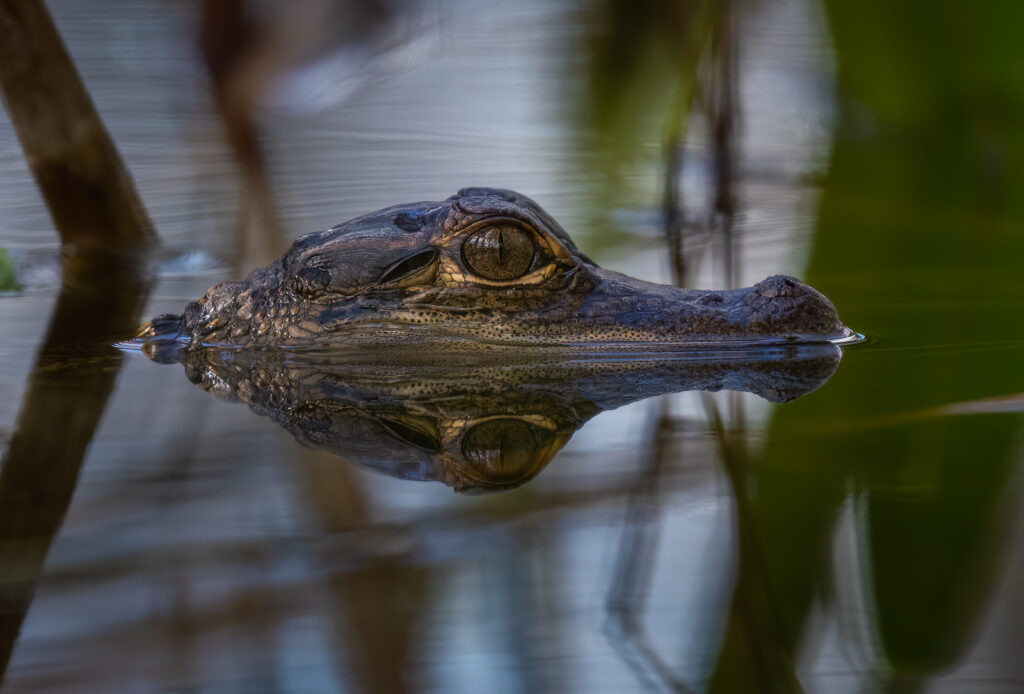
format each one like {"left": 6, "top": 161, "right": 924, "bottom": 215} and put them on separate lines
{"left": 0, "top": 0, "right": 157, "bottom": 681}
{"left": 0, "top": 0, "right": 157, "bottom": 254}
{"left": 0, "top": 258, "right": 150, "bottom": 682}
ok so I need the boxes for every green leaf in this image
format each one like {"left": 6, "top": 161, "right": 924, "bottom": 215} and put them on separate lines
{"left": 0, "top": 249, "right": 20, "bottom": 292}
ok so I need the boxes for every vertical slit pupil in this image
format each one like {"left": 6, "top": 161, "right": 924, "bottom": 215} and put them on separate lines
{"left": 462, "top": 224, "right": 535, "bottom": 281}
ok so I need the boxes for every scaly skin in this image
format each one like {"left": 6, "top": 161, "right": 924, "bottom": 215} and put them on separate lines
{"left": 136, "top": 188, "right": 848, "bottom": 348}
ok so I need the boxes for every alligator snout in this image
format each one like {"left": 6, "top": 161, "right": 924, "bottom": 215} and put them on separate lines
{"left": 743, "top": 275, "right": 844, "bottom": 337}
{"left": 572, "top": 271, "right": 845, "bottom": 345}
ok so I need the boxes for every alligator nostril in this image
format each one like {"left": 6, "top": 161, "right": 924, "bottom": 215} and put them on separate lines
{"left": 756, "top": 275, "right": 806, "bottom": 298}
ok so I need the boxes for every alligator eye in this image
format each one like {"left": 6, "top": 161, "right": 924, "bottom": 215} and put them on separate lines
{"left": 461, "top": 418, "right": 539, "bottom": 479}
{"left": 379, "top": 248, "right": 438, "bottom": 285}
{"left": 461, "top": 224, "right": 535, "bottom": 281}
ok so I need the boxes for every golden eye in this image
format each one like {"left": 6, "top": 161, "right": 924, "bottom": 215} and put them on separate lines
{"left": 461, "top": 224, "right": 535, "bottom": 281}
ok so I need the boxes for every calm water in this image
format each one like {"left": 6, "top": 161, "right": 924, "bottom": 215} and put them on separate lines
{"left": 2, "top": 1, "right": 1024, "bottom": 692}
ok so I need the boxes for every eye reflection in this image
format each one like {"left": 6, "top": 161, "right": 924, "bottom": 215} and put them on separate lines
{"left": 461, "top": 224, "right": 535, "bottom": 280}
{"left": 461, "top": 418, "right": 544, "bottom": 479}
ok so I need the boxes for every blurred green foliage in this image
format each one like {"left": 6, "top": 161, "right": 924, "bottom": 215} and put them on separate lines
{"left": 809, "top": 0, "right": 1024, "bottom": 677}
{"left": 0, "top": 249, "right": 19, "bottom": 292}
{"left": 707, "top": 1, "right": 1024, "bottom": 690}
{"left": 574, "top": 0, "right": 721, "bottom": 243}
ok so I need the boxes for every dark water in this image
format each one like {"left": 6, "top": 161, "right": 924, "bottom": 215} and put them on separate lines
{"left": 2, "top": 0, "right": 1024, "bottom": 692}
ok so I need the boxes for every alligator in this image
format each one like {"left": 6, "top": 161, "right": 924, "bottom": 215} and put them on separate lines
{"left": 161, "top": 343, "right": 842, "bottom": 492}
{"left": 135, "top": 187, "right": 851, "bottom": 350}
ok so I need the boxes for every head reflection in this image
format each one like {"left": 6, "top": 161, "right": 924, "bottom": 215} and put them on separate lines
{"left": 146, "top": 344, "right": 843, "bottom": 491}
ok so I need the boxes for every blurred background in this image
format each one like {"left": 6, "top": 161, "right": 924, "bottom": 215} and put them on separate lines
{"left": 1, "top": 0, "right": 1024, "bottom": 692}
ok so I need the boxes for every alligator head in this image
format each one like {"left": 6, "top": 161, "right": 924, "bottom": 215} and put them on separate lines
{"left": 136, "top": 188, "right": 850, "bottom": 349}
{"left": 157, "top": 343, "right": 842, "bottom": 492}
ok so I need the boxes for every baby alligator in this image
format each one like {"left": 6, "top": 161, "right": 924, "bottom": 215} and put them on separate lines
{"left": 137, "top": 187, "right": 849, "bottom": 348}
